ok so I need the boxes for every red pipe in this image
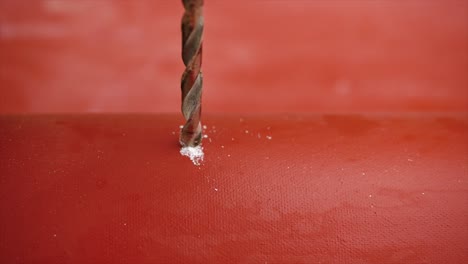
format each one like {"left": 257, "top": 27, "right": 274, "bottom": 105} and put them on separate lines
{"left": 0, "top": 114, "right": 466, "bottom": 263}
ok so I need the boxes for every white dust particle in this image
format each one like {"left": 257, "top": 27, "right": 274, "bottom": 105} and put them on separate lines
{"left": 232, "top": 138, "right": 235, "bottom": 141}
{"left": 422, "top": 192, "right": 425, "bottom": 195}
{"left": 203, "top": 125, "right": 207, "bottom": 129}
{"left": 227, "top": 154, "right": 231, "bottom": 157}
{"left": 214, "top": 188, "right": 218, "bottom": 191}
{"left": 245, "top": 130, "right": 249, "bottom": 134}
{"left": 203, "top": 134, "right": 208, "bottom": 138}
{"left": 221, "top": 145, "right": 224, "bottom": 148}
{"left": 362, "top": 172, "right": 366, "bottom": 175}
{"left": 368, "top": 194, "right": 372, "bottom": 198}
{"left": 180, "top": 146, "right": 204, "bottom": 166}
{"left": 179, "top": 125, "right": 183, "bottom": 129}
{"left": 53, "top": 234, "right": 57, "bottom": 237}
{"left": 266, "top": 136, "right": 272, "bottom": 140}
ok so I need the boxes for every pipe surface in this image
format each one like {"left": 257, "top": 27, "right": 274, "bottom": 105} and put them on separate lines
{"left": 0, "top": 114, "right": 467, "bottom": 263}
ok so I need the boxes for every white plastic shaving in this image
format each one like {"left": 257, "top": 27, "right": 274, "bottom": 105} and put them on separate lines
{"left": 180, "top": 146, "right": 204, "bottom": 166}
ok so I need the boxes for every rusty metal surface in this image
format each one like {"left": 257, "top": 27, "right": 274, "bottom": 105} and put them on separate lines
{"left": 179, "top": 0, "right": 204, "bottom": 147}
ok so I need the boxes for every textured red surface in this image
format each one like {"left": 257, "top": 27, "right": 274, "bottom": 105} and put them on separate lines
{"left": 0, "top": 114, "right": 467, "bottom": 263}
{"left": 1, "top": 0, "right": 467, "bottom": 113}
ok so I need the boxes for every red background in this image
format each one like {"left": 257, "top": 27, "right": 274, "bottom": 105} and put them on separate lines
{"left": 1, "top": 0, "right": 467, "bottom": 113}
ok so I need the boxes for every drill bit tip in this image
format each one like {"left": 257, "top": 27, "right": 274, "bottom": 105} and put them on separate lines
{"left": 179, "top": 122, "right": 202, "bottom": 147}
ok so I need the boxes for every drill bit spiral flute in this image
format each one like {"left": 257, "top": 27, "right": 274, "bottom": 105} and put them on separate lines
{"left": 179, "top": 0, "right": 204, "bottom": 147}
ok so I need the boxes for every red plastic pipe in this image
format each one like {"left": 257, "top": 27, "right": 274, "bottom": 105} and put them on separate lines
{"left": 0, "top": 114, "right": 467, "bottom": 263}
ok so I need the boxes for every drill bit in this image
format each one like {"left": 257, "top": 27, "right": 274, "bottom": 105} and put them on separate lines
{"left": 179, "top": 0, "right": 204, "bottom": 147}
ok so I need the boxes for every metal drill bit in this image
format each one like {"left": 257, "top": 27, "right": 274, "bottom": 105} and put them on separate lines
{"left": 179, "top": 0, "right": 204, "bottom": 147}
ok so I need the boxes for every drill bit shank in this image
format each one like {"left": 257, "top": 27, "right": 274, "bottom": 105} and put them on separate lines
{"left": 180, "top": 0, "right": 204, "bottom": 147}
